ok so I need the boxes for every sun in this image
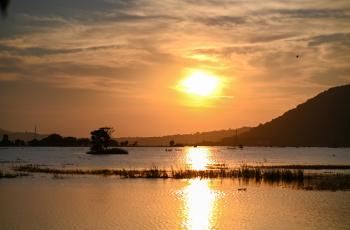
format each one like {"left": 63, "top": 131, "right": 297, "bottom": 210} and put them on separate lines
{"left": 177, "top": 70, "right": 221, "bottom": 97}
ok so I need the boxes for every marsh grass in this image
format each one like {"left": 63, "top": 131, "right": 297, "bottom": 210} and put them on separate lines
{"left": 52, "top": 173, "right": 67, "bottom": 179}
{"left": 13, "top": 164, "right": 304, "bottom": 182}
{"left": 12, "top": 164, "right": 350, "bottom": 190}
{"left": 302, "top": 174, "right": 350, "bottom": 191}
{"left": 250, "top": 165, "right": 350, "bottom": 170}
{"left": 0, "top": 170, "right": 29, "bottom": 179}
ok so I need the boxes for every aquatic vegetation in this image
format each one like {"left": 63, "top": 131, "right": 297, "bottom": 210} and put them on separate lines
{"left": 249, "top": 165, "right": 350, "bottom": 170}
{"left": 13, "top": 164, "right": 304, "bottom": 182}
{"left": 12, "top": 164, "right": 350, "bottom": 190}
{"left": 302, "top": 174, "right": 350, "bottom": 191}
{"left": 52, "top": 174, "right": 67, "bottom": 179}
{"left": 0, "top": 170, "right": 29, "bottom": 179}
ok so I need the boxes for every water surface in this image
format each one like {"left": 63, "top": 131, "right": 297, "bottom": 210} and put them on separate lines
{"left": 0, "top": 146, "right": 349, "bottom": 170}
{"left": 1, "top": 177, "right": 349, "bottom": 230}
{"left": 1, "top": 147, "right": 349, "bottom": 229}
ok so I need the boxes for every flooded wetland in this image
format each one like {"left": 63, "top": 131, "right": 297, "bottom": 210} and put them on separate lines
{"left": 1, "top": 147, "right": 350, "bottom": 229}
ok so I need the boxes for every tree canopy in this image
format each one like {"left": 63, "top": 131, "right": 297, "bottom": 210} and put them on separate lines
{"left": 90, "top": 127, "right": 114, "bottom": 152}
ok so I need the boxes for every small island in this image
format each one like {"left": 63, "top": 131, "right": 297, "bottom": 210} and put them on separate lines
{"left": 86, "top": 127, "right": 128, "bottom": 155}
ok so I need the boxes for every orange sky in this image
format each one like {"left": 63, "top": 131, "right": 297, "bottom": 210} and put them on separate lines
{"left": 0, "top": 0, "right": 349, "bottom": 137}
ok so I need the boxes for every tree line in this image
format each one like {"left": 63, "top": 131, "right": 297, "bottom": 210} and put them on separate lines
{"left": 0, "top": 133, "right": 132, "bottom": 147}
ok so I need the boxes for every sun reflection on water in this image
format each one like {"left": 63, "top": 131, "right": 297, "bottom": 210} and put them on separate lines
{"left": 182, "top": 179, "right": 219, "bottom": 230}
{"left": 186, "top": 147, "right": 211, "bottom": 170}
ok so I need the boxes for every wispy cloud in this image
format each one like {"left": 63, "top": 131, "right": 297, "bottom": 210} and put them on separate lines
{"left": 1, "top": 0, "right": 350, "bottom": 135}
{"left": 0, "top": 44, "right": 125, "bottom": 56}
{"left": 273, "top": 9, "right": 350, "bottom": 19}
{"left": 308, "top": 33, "right": 350, "bottom": 46}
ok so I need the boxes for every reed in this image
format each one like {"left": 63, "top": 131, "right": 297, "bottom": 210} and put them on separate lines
{"left": 13, "top": 164, "right": 306, "bottom": 183}
{"left": 0, "top": 170, "right": 29, "bottom": 179}
{"left": 10, "top": 164, "right": 350, "bottom": 191}
{"left": 250, "top": 165, "right": 350, "bottom": 170}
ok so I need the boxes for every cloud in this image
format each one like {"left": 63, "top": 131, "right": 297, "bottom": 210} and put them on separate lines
{"left": 274, "top": 9, "right": 350, "bottom": 19}
{"left": 0, "top": 73, "right": 21, "bottom": 81}
{"left": 1, "top": 1, "right": 350, "bottom": 106}
{"left": 0, "top": 44, "right": 125, "bottom": 56}
{"left": 309, "top": 67, "right": 350, "bottom": 86}
{"left": 248, "top": 33, "right": 299, "bottom": 43}
{"left": 194, "top": 15, "right": 246, "bottom": 27}
{"left": 308, "top": 33, "right": 350, "bottom": 46}
{"left": 0, "top": 54, "right": 142, "bottom": 91}
{"left": 1, "top": 0, "right": 350, "bottom": 136}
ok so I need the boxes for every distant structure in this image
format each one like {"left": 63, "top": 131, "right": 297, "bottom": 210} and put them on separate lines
{"left": 0, "top": 0, "right": 10, "bottom": 17}
{"left": 34, "top": 125, "right": 37, "bottom": 140}
{"left": 235, "top": 128, "right": 243, "bottom": 149}
{"left": 235, "top": 129, "right": 238, "bottom": 144}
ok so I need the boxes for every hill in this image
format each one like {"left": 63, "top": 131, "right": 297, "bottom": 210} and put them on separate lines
{"left": 117, "top": 127, "right": 251, "bottom": 146}
{"left": 0, "top": 128, "right": 47, "bottom": 142}
{"left": 222, "top": 84, "right": 350, "bottom": 147}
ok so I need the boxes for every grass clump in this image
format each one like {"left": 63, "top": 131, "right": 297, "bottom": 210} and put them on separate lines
{"left": 11, "top": 164, "right": 350, "bottom": 191}
{"left": 253, "top": 165, "right": 350, "bottom": 170}
{"left": 0, "top": 169, "right": 29, "bottom": 179}
{"left": 262, "top": 169, "right": 304, "bottom": 182}
{"left": 13, "top": 164, "right": 305, "bottom": 183}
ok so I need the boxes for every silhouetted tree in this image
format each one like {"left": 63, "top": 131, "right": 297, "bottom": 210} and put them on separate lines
{"left": 28, "top": 139, "right": 39, "bottom": 146}
{"left": 0, "top": 0, "right": 10, "bottom": 17}
{"left": 169, "top": 140, "right": 175, "bottom": 147}
{"left": 63, "top": 136, "right": 77, "bottom": 146}
{"left": 90, "top": 127, "right": 114, "bottom": 152}
{"left": 40, "top": 134, "right": 64, "bottom": 146}
{"left": 1, "top": 134, "right": 12, "bottom": 146}
{"left": 14, "top": 139, "right": 25, "bottom": 146}
{"left": 109, "top": 139, "right": 119, "bottom": 147}
{"left": 1, "top": 134, "right": 8, "bottom": 142}
{"left": 119, "top": 140, "right": 129, "bottom": 146}
{"left": 77, "top": 138, "right": 91, "bottom": 147}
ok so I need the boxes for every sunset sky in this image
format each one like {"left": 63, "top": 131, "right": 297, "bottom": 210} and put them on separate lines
{"left": 0, "top": 0, "right": 349, "bottom": 137}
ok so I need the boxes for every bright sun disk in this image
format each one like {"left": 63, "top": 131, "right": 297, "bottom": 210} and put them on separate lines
{"left": 179, "top": 71, "right": 220, "bottom": 96}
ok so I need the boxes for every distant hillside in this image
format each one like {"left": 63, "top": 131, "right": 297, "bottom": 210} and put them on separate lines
{"left": 117, "top": 127, "right": 251, "bottom": 146}
{"left": 0, "top": 128, "right": 47, "bottom": 142}
{"left": 222, "top": 84, "right": 350, "bottom": 147}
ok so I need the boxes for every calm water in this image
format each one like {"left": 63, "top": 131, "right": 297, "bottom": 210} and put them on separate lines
{"left": 0, "top": 146, "right": 349, "bottom": 170}
{"left": 1, "top": 147, "right": 350, "bottom": 229}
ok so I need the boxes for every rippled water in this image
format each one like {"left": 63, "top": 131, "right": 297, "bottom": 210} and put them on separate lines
{"left": 0, "top": 146, "right": 349, "bottom": 169}
{"left": 1, "top": 177, "right": 350, "bottom": 230}
{"left": 1, "top": 147, "right": 350, "bottom": 229}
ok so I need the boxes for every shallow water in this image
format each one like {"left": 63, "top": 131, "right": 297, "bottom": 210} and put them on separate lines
{"left": 0, "top": 146, "right": 349, "bottom": 170}
{"left": 0, "top": 147, "right": 349, "bottom": 229}
{"left": 0, "top": 177, "right": 349, "bottom": 230}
